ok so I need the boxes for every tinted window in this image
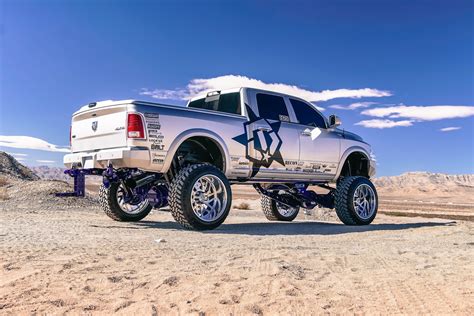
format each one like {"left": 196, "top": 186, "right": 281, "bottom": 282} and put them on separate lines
{"left": 188, "top": 92, "right": 241, "bottom": 115}
{"left": 290, "top": 99, "right": 326, "bottom": 128}
{"left": 256, "top": 93, "right": 289, "bottom": 121}
{"left": 218, "top": 93, "right": 241, "bottom": 114}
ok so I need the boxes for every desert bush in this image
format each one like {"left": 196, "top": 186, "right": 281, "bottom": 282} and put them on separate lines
{"left": 0, "top": 177, "right": 10, "bottom": 200}
{"left": 0, "top": 188, "right": 9, "bottom": 200}
{"left": 0, "top": 176, "right": 8, "bottom": 186}
{"left": 234, "top": 202, "right": 250, "bottom": 210}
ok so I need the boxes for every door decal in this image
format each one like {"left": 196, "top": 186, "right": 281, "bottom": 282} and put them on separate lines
{"left": 233, "top": 104, "right": 285, "bottom": 177}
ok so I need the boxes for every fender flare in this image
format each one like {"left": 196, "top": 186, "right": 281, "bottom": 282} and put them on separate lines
{"left": 162, "top": 129, "right": 231, "bottom": 175}
{"left": 334, "top": 146, "right": 371, "bottom": 179}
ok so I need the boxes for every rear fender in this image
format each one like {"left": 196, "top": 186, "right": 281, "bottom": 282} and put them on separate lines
{"left": 162, "top": 129, "right": 230, "bottom": 175}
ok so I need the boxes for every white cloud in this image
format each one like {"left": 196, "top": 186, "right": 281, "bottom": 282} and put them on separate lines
{"left": 440, "top": 127, "right": 461, "bottom": 132}
{"left": 7, "top": 152, "right": 28, "bottom": 157}
{"left": 361, "top": 105, "right": 474, "bottom": 121}
{"left": 355, "top": 119, "right": 414, "bottom": 129}
{"left": 36, "top": 160, "right": 56, "bottom": 164}
{"left": 329, "top": 101, "right": 378, "bottom": 110}
{"left": 15, "top": 157, "right": 26, "bottom": 162}
{"left": 140, "top": 75, "right": 392, "bottom": 106}
{"left": 140, "top": 89, "right": 189, "bottom": 100}
{"left": 0, "top": 136, "right": 70, "bottom": 153}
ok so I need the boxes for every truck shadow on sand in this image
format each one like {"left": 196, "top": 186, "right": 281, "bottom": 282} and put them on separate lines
{"left": 131, "top": 220, "right": 455, "bottom": 236}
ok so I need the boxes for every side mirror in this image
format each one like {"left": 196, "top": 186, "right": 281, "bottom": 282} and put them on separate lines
{"left": 329, "top": 115, "right": 341, "bottom": 128}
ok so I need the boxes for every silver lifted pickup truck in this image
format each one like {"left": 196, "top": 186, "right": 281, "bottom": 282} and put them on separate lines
{"left": 64, "top": 87, "right": 377, "bottom": 230}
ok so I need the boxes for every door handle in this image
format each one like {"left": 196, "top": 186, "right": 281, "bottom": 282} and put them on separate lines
{"left": 257, "top": 126, "right": 271, "bottom": 132}
{"left": 301, "top": 129, "right": 312, "bottom": 136}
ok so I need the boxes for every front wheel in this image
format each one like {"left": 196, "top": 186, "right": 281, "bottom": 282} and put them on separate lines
{"left": 169, "top": 164, "right": 232, "bottom": 230}
{"left": 99, "top": 183, "right": 152, "bottom": 221}
{"left": 261, "top": 196, "right": 299, "bottom": 221}
{"left": 334, "top": 176, "right": 378, "bottom": 225}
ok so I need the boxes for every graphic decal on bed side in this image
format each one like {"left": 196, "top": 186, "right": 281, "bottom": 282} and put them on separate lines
{"left": 232, "top": 104, "right": 285, "bottom": 177}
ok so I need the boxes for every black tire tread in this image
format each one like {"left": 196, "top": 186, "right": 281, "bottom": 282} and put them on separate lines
{"left": 334, "top": 176, "right": 359, "bottom": 225}
{"left": 99, "top": 183, "right": 152, "bottom": 222}
{"left": 261, "top": 196, "right": 279, "bottom": 221}
{"left": 168, "top": 164, "right": 202, "bottom": 229}
{"left": 260, "top": 195, "right": 299, "bottom": 221}
{"left": 335, "top": 176, "right": 377, "bottom": 225}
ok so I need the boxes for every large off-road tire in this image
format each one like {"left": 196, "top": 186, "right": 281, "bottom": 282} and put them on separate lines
{"left": 169, "top": 164, "right": 232, "bottom": 230}
{"left": 99, "top": 183, "right": 152, "bottom": 221}
{"left": 335, "top": 176, "right": 378, "bottom": 225}
{"left": 261, "top": 196, "right": 299, "bottom": 221}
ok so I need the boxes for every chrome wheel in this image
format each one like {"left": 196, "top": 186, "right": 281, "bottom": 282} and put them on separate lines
{"left": 353, "top": 184, "right": 377, "bottom": 219}
{"left": 116, "top": 184, "right": 149, "bottom": 215}
{"left": 190, "top": 175, "right": 228, "bottom": 222}
{"left": 276, "top": 202, "right": 298, "bottom": 217}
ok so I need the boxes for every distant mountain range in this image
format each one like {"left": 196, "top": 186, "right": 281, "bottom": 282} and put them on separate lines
{"left": 372, "top": 171, "right": 474, "bottom": 203}
{"left": 29, "top": 165, "right": 71, "bottom": 181}
{"left": 374, "top": 171, "right": 474, "bottom": 188}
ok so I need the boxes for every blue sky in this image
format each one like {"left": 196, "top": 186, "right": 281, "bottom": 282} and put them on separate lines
{"left": 1, "top": 0, "right": 473, "bottom": 176}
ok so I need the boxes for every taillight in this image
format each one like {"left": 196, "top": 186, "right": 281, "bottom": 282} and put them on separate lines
{"left": 127, "top": 113, "right": 145, "bottom": 138}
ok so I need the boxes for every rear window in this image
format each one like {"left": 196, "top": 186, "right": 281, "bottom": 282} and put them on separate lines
{"left": 188, "top": 92, "right": 241, "bottom": 115}
{"left": 256, "top": 93, "right": 289, "bottom": 121}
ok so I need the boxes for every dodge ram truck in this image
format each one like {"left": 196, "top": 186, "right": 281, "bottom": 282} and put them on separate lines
{"left": 63, "top": 87, "right": 378, "bottom": 230}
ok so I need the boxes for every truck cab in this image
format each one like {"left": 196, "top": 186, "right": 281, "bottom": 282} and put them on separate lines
{"left": 186, "top": 87, "right": 375, "bottom": 181}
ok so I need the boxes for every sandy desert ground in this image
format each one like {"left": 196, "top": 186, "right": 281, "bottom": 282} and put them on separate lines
{"left": 1, "top": 185, "right": 473, "bottom": 315}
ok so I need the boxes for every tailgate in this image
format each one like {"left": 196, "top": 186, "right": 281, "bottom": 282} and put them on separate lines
{"left": 71, "top": 104, "right": 128, "bottom": 152}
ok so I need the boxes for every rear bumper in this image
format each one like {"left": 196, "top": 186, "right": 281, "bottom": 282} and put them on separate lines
{"left": 63, "top": 147, "right": 151, "bottom": 169}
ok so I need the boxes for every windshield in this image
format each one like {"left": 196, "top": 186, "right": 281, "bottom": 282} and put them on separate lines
{"left": 188, "top": 92, "right": 241, "bottom": 115}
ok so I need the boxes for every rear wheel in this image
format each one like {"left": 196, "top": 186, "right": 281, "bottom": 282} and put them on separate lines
{"left": 261, "top": 196, "right": 299, "bottom": 221}
{"left": 169, "top": 164, "right": 231, "bottom": 230}
{"left": 334, "top": 176, "right": 378, "bottom": 225}
{"left": 99, "top": 182, "right": 152, "bottom": 221}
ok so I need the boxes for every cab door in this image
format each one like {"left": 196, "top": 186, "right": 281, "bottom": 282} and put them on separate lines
{"left": 243, "top": 91, "right": 301, "bottom": 179}
{"left": 288, "top": 98, "right": 341, "bottom": 180}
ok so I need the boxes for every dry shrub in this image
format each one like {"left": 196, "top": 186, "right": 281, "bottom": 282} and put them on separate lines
{"left": 0, "top": 176, "right": 8, "bottom": 186}
{"left": 0, "top": 188, "right": 9, "bottom": 200}
{"left": 234, "top": 202, "right": 250, "bottom": 210}
{"left": 0, "top": 177, "right": 9, "bottom": 200}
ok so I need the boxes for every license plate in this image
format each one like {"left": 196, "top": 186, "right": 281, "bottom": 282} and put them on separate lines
{"left": 83, "top": 157, "right": 94, "bottom": 169}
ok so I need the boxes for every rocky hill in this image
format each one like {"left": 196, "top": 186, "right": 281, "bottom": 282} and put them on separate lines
{"left": 0, "top": 151, "right": 98, "bottom": 208}
{"left": 0, "top": 151, "right": 40, "bottom": 180}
